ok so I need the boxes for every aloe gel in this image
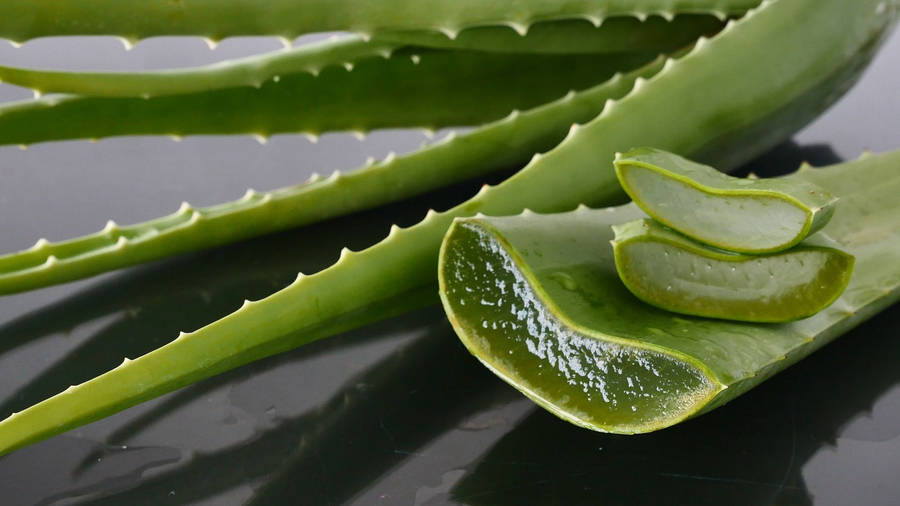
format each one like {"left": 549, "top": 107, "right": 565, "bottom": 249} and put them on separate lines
{"left": 611, "top": 219, "right": 854, "bottom": 322}
{"left": 614, "top": 148, "right": 838, "bottom": 253}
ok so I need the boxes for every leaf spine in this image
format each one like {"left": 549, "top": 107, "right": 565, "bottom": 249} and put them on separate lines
{"left": 343, "top": 62, "right": 355, "bottom": 71}
{"left": 103, "top": 219, "right": 120, "bottom": 234}
{"left": 633, "top": 76, "right": 648, "bottom": 91}
{"left": 410, "top": 54, "right": 421, "bottom": 65}
{"left": 44, "top": 255, "right": 59, "bottom": 267}
{"left": 506, "top": 21, "right": 530, "bottom": 36}
{"left": 583, "top": 14, "right": 604, "bottom": 27}
{"left": 278, "top": 36, "right": 293, "bottom": 49}
{"left": 438, "top": 27, "right": 460, "bottom": 40}
{"left": 203, "top": 37, "right": 220, "bottom": 50}
{"left": 253, "top": 134, "right": 269, "bottom": 145}
{"left": 118, "top": 37, "right": 137, "bottom": 51}
{"left": 694, "top": 36, "right": 710, "bottom": 50}
{"left": 662, "top": 57, "right": 678, "bottom": 72}
{"left": 564, "top": 123, "right": 581, "bottom": 142}
{"left": 177, "top": 202, "right": 193, "bottom": 215}
{"left": 603, "top": 98, "right": 617, "bottom": 114}
{"left": 352, "top": 130, "right": 367, "bottom": 141}
{"left": 304, "top": 133, "right": 319, "bottom": 143}
{"left": 30, "top": 238, "right": 50, "bottom": 251}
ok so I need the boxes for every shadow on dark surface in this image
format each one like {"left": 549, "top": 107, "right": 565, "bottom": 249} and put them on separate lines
{"left": 734, "top": 141, "right": 843, "bottom": 178}
{"left": 449, "top": 305, "right": 900, "bottom": 506}
{"left": 47, "top": 320, "right": 509, "bottom": 505}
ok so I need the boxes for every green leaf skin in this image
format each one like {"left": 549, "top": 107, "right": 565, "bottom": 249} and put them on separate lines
{"left": 611, "top": 218, "right": 854, "bottom": 322}
{"left": 0, "top": 0, "right": 759, "bottom": 43}
{"left": 0, "top": 57, "right": 666, "bottom": 295}
{"left": 438, "top": 152, "right": 899, "bottom": 433}
{"left": 374, "top": 15, "right": 725, "bottom": 54}
{"left": 614, "top": 147, "right": 839, "bottom": 253}
{"left": 0, "top": 35, "right": 397, "bottom": 98}
{"left": 0, "top": 0, "right": 893, "bottom": 455}
{"left": 0, "top": 49, "right": 651, "bottom": 147}
{"left": 0, "top": 18, "right": 724, "bottom": 99}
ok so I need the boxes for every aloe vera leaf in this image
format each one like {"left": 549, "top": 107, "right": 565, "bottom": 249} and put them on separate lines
{"left": 0, "top": 0, "right": 891, "bottom": 455}
{"left": 610, "top": 218, "right": 854, "bottom": 322}
{"left": 614, "top": 147, "right": 839, "bottom": 253}
{"left": 0, "top": 0, "right": 759, "bottom": 43}
{"left": 0, "top": 18, "right": 721, "bottom": 99}
{"left": 0, "top": 57, "right": 664, "bottom": 296}
{"left": 438, "top": 151, "right": 900, "bottom": 433}
{"left": 0, "top": 35, "right": 397, "bottom": 98}
{"left": 0, "top": 49, "right": 648, "bottom": 147}
{"left": 374, "top": 15, "right": 725, "bottom": 54}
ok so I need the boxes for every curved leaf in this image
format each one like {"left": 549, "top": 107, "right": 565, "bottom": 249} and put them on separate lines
{"left": 0, "top": 50, "right": 650, "bottom": 146}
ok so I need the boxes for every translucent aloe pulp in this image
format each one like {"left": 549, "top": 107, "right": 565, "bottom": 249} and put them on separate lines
{"left": 611, "top": 218, "right": 854, "bottom": 322}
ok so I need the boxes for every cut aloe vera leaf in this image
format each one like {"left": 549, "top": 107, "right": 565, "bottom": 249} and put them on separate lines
{"left": 614, "top": 147, "right": 838, "bottom": 253}
{"left": 611, "top": 218, "right": 854, "bottom": 322}
{"left": 438, "top": 152, "right": 900, "bottom": 433}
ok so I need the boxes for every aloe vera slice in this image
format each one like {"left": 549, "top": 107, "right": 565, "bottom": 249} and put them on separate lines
{"left": 611, "top": 218, "right": 854, "bottom": 322}
{"left": 614, "top": 147, "right": 838, "bottom": 253}
{"left": 438, "top": 152, "right": 899, "bottom": 433}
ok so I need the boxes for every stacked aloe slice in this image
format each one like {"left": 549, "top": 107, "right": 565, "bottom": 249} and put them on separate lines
{"left": 611, "top": 148, "right": 854, "bottom": 322}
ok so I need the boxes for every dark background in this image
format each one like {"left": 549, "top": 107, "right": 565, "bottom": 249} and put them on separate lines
{"left": 0, "top": 28, "right": 897, "bottom": 505}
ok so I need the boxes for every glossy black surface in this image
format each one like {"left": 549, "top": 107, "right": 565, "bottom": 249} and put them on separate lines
{"left": 0, "top": 30, "right": 897, "bottom": 505}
